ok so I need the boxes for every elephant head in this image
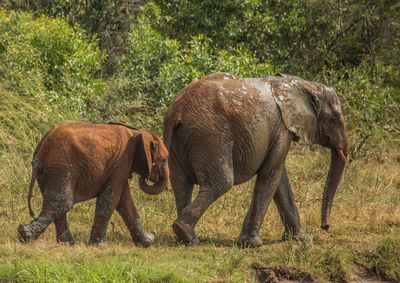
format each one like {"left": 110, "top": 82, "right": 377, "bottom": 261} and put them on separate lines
{"left": 271, "top": 74, "right": 349, "bottom": 231}
{"left": 137, "top": 130, "right": 169, "bottom": 195}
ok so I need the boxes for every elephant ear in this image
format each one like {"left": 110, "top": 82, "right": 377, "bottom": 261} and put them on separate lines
{"left": 139, "top": 130, "right": 155, "bottom": 179}
{"left": 271, "top": 74, "right": 322, "bottom": 145}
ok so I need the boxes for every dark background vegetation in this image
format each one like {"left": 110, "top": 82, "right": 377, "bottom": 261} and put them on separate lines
{"left": 0, "top": 0, "right": 398, "bottom": 155}
{"left": 0, "top": 1, "right": 399, "bottom": 281}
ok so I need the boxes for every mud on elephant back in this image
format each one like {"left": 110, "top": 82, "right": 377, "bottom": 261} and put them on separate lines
{"left": 18, "top": 121, "right": 169, "bottom": 247}
{"left": 163, "top": 72, "right": 349, "bottom": 247}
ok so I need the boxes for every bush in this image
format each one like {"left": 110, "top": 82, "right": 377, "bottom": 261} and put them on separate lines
{"left": 324, "top": 62, "right": 400, "bottom": 158}
{"left": 0, "top": 10, "right": 105, "bottom": 188}
{"left": 95, "top": 10, "right": 275, "bottom": 134}
{"left": 0, "top": 10, "right": 104, "bottom": 115}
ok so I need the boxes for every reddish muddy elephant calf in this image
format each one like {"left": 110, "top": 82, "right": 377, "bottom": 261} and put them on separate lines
{"left": 18, "top": 121, "right": 169, "bottom": 247}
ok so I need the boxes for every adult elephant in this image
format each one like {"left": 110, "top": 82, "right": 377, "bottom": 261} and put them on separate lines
{"left": 18, "top": 121, "right": 169, "bottom": 247}
{"left": 163, "top": 72, "right": 348, "bottom": 247}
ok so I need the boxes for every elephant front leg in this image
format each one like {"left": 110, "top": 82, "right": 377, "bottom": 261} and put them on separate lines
{"left": 88, "top": 182, "right": 122, "bottom": 246}
{"left": 54, "top": 214, "right": 74, "bottom": 245}
{"left": 116, "top": 182, "right": 154, "bottom": 248}
{"left": 273, "top": 166, "right": 305, "bottom": 241}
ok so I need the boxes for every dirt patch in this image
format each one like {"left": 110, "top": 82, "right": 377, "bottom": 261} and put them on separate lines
{"left": 253, "top": 265, "right": 321, "bottom": 283}
{"left": 350, "top": 266, "right": 390, "bottom": 283}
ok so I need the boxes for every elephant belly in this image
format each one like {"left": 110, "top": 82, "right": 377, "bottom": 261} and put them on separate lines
{"left": 232, "top": 121, "right": 271, "bottom": 185}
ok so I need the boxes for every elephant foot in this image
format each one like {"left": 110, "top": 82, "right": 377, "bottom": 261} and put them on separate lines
{"left": 17, "top": 224, "right": 37, "bottom": 243}
{"left": 236, "top": 234, "right": 263, "bottom": 248}
{"left": 175, "top": 234, "right": 199, "bottom": 246}
{"left": 172, "top": 220, "right": 195, "bottom": 245}
{"left": 185, "top": 235, "right": 200, "bottom": 246}
{"left": 281, "top": 228, "right": 307, "bottom": 242}
{"left": 134, "top": 232, "right": 155, "bottom": 248}
{"left": 57, "top": 232, "right": 75, "bottom": 246}
{"left": 87, "top": 238, "right": 107, "bottom": 247}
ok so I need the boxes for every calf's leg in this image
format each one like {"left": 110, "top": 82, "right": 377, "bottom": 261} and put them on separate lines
{"left": 116, "top": 181, "right": 154, "bottom": 247}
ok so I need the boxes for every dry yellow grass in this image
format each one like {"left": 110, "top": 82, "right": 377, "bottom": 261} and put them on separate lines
{"left": 1, "top": 134, "right": 399, "bottom": 281}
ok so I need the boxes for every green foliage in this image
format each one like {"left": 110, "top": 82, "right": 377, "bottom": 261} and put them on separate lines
{"left": 1, "top": 0, "right": 140, "bottom": 75}
{"left": 159, "top": 35, "right": 275, "bottom": 105}
{"left": 93, "top": 11, "right": 275, "bottom": 133}
{"left": 124, "top": 12, "right": 275, "bottom": 106}
{"left": 0, "top": 11, "right": 105, "bottom": 189}
{"left": 152, "top": 0, "right": 400, "bottom": 75}
{"left": 324, "top": 62, "right": 400, "bottom": 158}
{"left": 0, "top": 10, "right": 104, "bottom": 114}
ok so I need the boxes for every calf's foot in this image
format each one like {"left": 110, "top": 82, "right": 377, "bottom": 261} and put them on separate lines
{"left": 134, "top": 232, "right": 155, "bottom": 248}
{"left": 17, "top": 223, "right": 41, "bottom": 243}
{"left": 57, "top": 230, "right": 75, "bottom": 246}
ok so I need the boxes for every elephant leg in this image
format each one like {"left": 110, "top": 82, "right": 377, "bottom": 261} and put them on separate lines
{"left": 172, "top": 163, "right": 233, "bottom": 245}
{"left": 273, "top": 166, "right": 305, "bottom": 241}
{"left": 116, "top": 181, "right": 154, "bottom": 248}
{"left": 237, "top": 137, "right": 290, "bottom": 248}
{"left": 169, "top": 153, "right": 198, "bottom": 244}
{"left": 169, "top": 153, "right": 194, "bottom": 216}
{"left": 18, "top": 170, "right": 75, "bottom": 243}
{"left": 54, "top": 214, "right": 74, "bottom": 245}
{"left": 88, "top": 180, "right": 123, "bottom": 246}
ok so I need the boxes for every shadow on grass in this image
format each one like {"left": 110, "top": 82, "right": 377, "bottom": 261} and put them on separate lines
{"left": 154, "top": 234, "right": 282, "bottom": 248}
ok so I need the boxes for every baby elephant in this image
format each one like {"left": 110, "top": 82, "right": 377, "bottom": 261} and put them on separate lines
{"left": 18, "top": 121, "right": 169, "bottom": 247}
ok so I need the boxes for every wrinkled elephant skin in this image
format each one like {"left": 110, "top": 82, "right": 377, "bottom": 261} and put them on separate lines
{"left": 163, "top": 72, "right": 348, "bottom": 247}
{"left": 18, "top": 121, "right": 169, "bottom": 247}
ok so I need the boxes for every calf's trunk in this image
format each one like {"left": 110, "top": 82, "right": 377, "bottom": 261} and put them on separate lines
{"left": 138, "top": 165, "right": 169, "bottom": 195}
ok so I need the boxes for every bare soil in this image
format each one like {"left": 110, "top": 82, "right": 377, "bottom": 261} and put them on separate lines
{"left": 254, "top": 266, "right": 321, "bottom": 283}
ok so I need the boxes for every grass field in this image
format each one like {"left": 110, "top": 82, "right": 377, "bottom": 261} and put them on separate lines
{"left": 0, "top": 132, "right": 399, "bottom": 282}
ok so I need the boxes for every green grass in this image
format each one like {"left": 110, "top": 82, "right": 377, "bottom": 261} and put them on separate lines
{"left": 1, "top": 138, "right": 399, "bottom": 282}
{"left": 1, "top": 85, "right": 399, "bottom": 281}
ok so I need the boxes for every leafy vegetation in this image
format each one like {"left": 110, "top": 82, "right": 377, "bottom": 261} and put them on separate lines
{"left": 0, "top": 0, "right": 399, "bottom": 281}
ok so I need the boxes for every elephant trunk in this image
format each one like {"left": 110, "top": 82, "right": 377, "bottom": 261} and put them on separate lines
{"left": 138, "top": 165, "right": 169, "bottom": 195}
{"left": 321, "top": 146, "right": 348, "bottom": 231}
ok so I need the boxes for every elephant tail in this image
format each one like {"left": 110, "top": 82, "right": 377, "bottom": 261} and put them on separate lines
{"left": 163, "top": 113, "right": 182, "bottom": 152}
{"left": 28, "top": 163, "right": 38, "bottom": 219}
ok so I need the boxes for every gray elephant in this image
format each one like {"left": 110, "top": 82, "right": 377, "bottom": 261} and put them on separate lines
{"left": 163, "top": 72, "right": 349, "bottom": 247}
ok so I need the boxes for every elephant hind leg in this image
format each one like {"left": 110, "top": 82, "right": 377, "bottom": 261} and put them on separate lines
{"left": 173, "top": 163, "right": 234, "bottom": 245}
{"left": 169, "top": 153, "right": 194, "bottom": 217}
{"left": 237, "top": 133, "right": 291, "bottom": 248}
{"left": 116, "top": 181, "right": 154, "bottom": 248}
{"left": 18, "top": 170, "right": 75, "bottom": 243}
